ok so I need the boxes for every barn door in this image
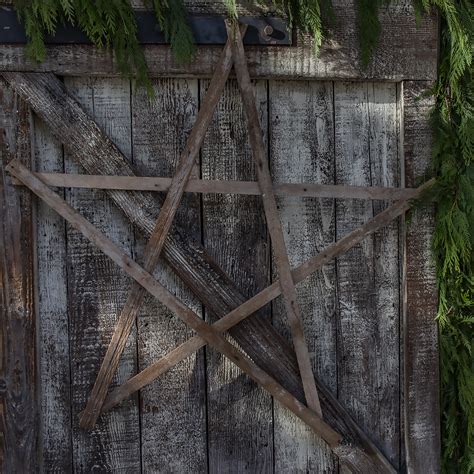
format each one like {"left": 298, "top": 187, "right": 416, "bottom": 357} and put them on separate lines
{"left": 0, "top": 2, "right": 439, "bottom": 473}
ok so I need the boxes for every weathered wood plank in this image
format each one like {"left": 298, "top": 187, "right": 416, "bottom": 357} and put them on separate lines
{"left": 79, "top": 34, "right": 236, "bottom": 430}
{"left": 402, "top": 80, "right": 440, "bottom": 473}
{"left": 63, "top": 76, "right": 141, "bottom": 472}
{"left": 132, "top": 78, "right": 207, "bottom": 472}
{"left": 269, "top": 80, "right": 337, "bottom": 472}
{"left": 335, "top": 82, "right": 374, "bottom": 474}
{"left": 33, "top": 116, "right": 72, "bottom": 471}
{"left": 8, "top": 159, "right": 346, "bottom": 452}
{"left": 11, "top": 172, "right": 421, "bottom": 200}
{"left": 2, "top": 71, "right": 398, "bottom": 472}
{"left": 0, "top": 78, "right": 36, "bottom": 473}
{"left": 367, "top": 82, "right": 401, "bottom": 468}
{"left": 0, "top": 2, "right": 438, "bottom": 81}
{"left": 201, "top": 78, "right": 273, "bottom": 472}
{"left": 334, "top": 81, "right": 401, "bottom": 468}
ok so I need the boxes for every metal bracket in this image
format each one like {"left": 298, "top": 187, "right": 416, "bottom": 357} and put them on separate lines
{"left": 0, "top": 7, "right": 291, "bottom": 46}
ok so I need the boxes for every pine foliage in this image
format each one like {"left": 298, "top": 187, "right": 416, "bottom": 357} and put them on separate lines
{"left": 354, "top": 0, "right": 390, "bottom": 66}
{"left": 10, "top": 0, "right": 474, "bottom": 471}
{"left": 264, "top": 1, "right": 327, "bottom": 52}
{"left": 146, "top": 0, "right": 195, "bottom": 62}
{"left": 420, "top": 1, "right": 473, "bottom": 470}
{"left": 13, "top": 0, "right": 195, "bottom": 91}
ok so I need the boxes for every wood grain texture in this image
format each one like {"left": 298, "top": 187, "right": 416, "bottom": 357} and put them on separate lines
{"left": 63, "top": 76, "right": 141, "bottom": 472}
{"left": 131, "top": 0, "right": 265, "bottom": 14}
{"left": 334, "top": 82, "right": 401, "bottom": 469}
{"left": 201, "top": 78, "right": 273, "bottom": 472}
{"left": 402, "top": 80, "right": 440, "bottom": 473}
{"left": 269, "top": 80, "right": 337, "bottom": 472}
{"left": 4, "top": 72, "right": 398, "bottom": 472}
{"left": 10, "top": 156, "right": 417, "bottom": 474}
{"left": 0, "top": 1, "right": 438, "bottom": 81}
{"left": 132, "top": 78, "right": 207, "bottom": 472}
{"left": 367, "top": 83, "right": 401, "bottom": 468}
{"left": 33, "top": 116, "right": 72, "bottom": 472}
{"left": 0, "top": 78, "right": 36, "bottom": 473}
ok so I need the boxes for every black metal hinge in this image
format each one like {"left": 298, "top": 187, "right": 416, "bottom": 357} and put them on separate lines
{"left": 0, "top": 7, "right": 291, "bottom": 46}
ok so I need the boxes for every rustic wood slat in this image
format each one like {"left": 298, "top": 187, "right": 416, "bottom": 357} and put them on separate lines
{"left": 402, "top": 80, "right": 440, "bottom": 473}
{"left": 63, "top": 77, "right": 141, "bottom": 472}
{"left": 1, "top": 71, "right": 401, "bottom": 472}
{"left": 230, "top": 22, "right": 322, "bottom": 415}
{"left": 7, "top": 159, "right": 346, "bottom": 451}
{"left": 269, "top": 80, "right": 337, "bottom": 472}
{"left": 11, "top": 172, "right": 420, "bottom": 200}
{"left": 132, "top": 77, "right": 206, "bottom": 472}
{"left": 334, "top": 82, "right": 374, "bottom": 474}
{"left": 367, "top": 82, "right": 401, "bottom": 468}
{"left": 0, "top": 1, "right": 438, "bottom": 81}
{"left": 0, "top": 80, "right": 36, "bottom": 473}
{"left": 79, "top": 32, "right": 237, "bottom": 430}
{"left": 201, "top": 78, "right": 273, "bottom": 471}
{"left": 32, "top": 116, "right": 72, "bottom": 471}
{"left": 334, "top": 82, "right": 401, "bottom": 471}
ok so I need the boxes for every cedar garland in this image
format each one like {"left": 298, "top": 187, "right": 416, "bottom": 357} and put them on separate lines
{"left": 422, "top": 1, "right": 473, "bottom": 471}
{"left": 10, "top": 0, "right": 474, "bottom": 471}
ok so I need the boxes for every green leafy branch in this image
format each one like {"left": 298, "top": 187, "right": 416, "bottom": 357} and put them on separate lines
{"left": 13, "top": 0, "right": 195, "bottom": 92}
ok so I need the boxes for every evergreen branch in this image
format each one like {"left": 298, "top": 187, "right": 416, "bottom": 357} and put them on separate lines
{"left": 421, "top": 0, "right": 474, "bottom": 471}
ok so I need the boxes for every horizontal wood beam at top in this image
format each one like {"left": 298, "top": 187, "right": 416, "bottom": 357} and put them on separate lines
{"left": 0, "top": 1, "right": 438, "bottom": 81}
{"left": 12, "top": 172, "right": 420, "bottom": 201}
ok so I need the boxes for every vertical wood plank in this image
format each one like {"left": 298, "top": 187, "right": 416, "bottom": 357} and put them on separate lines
{"left": 368, "top": 82, "right": 401, "bottom": 468}
{"left": 402, "top": 80, "right": 440, "bottom": 473}
{"left": 269, "top": 80, "right": 337, "bottom": 472}
{"left": 132, "top": 78, "right": 207, "bottom": 472}
{"left": 334, "top": 81, "right": 401, "bottom": 468}
{"left": 63, "top": 77, "right": 141, "bottom": 472}
{"left": 0, "top": 79, "right": 37, "bottom": 472}
{"left": 33, "top": 116, "right": 72, "bottom": 471}
{"left": 201, "top": 79, "right": 273, "bottom": 473}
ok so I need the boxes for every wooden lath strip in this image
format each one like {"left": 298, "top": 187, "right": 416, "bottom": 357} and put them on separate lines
{"left": 7, "top": 159, "right": 344, "bottom": 449}
{"left": 229, "top": 22, "right": 322, "bottom": 415}
{"left": 79, "top": 28, "right": 245, "bottom": 430}
{"left": 12, "top": 172, "right": 419, "bottom": 201}
{"left": 1, "top": 70, "right": 396, "bottom": 473}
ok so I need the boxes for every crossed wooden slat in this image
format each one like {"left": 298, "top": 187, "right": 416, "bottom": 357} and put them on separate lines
{"left": 3, "top": 21, "right": 433, "bottom": 473}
